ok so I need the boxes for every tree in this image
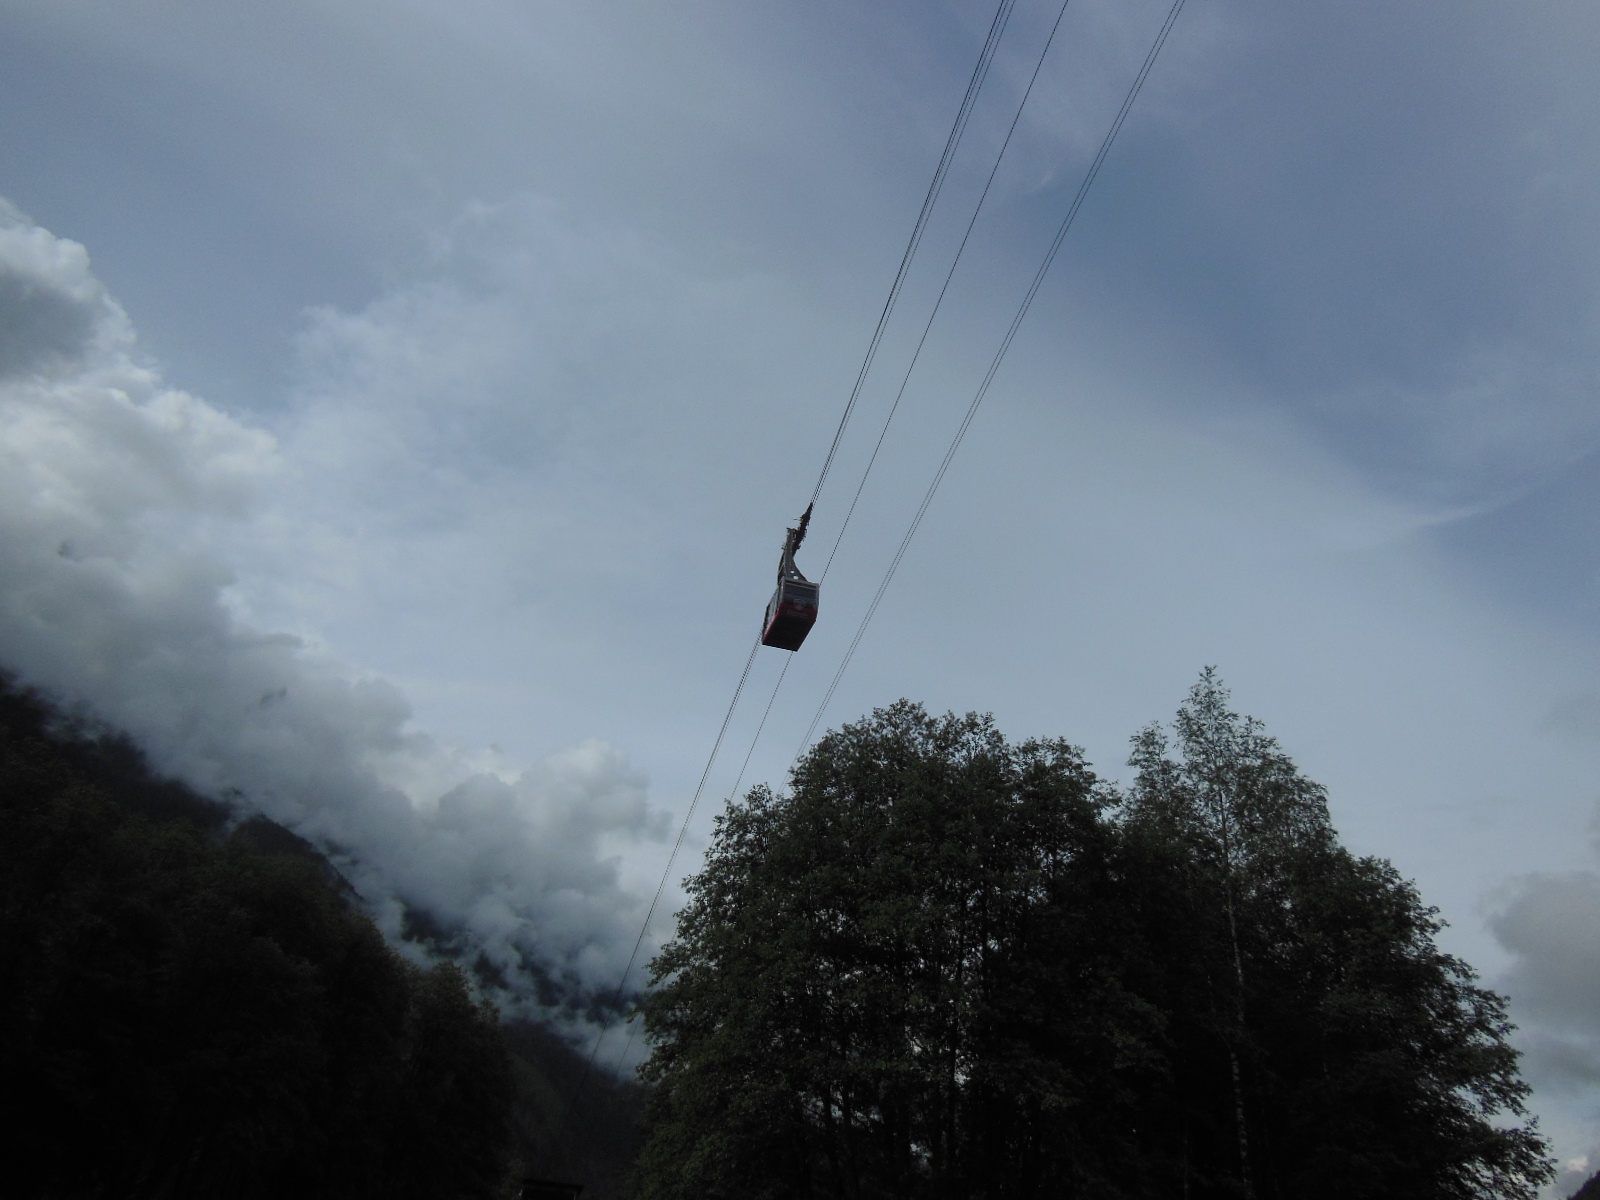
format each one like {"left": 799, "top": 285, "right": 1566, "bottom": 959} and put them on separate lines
{"left": 635, "top": 701, "right": 1157, "bottom": 1199}
{"left": 634, "top": 679, "right": 1552, "bottom": 1200}
{"left": 1119, "top": 670, "right": 1552, "bottom": 1200}
{"left": 386, "top": 961, "right": 518, "bottom": 1200}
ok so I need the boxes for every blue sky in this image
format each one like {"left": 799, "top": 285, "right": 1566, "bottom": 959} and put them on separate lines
{"left": 3, "top": 0, "right": 1600, "bottom": 1184}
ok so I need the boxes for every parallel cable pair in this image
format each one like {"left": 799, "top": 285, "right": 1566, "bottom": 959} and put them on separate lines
{"left": 808, "top": 0, "right": 1021, "bottom": 510}
{"left": 597, "top": 0, "right": 1194, "bottom": 1104}
{"left": 558, "top": 0, "right": 1192, "bottom": 1153}
{"left": 796, "top": 0, "right": 1189, "bottom": 754}
{"left": 546, "top": 0, "right": 1022, "bottom": 1157}
{"left": 545, "top": 635, "right": 761, "bottom": 1166}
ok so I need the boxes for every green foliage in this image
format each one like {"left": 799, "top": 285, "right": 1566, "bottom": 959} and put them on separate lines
{"left": 0, "top": 678, "right": 516, "bottom": 1200}
{"left": 634, "top": 679, "right": 1553, "bottom": 1200}
{"left": 1121, "top": 670, "right": 1551, "bottom": 1200}
{"left": 636, "top": 701, "right": 1157, "bottom": 1198}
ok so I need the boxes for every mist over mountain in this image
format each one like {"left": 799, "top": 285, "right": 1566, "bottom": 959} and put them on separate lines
{"left": 0, "top": 198, "right": 669, "bottom": 1026}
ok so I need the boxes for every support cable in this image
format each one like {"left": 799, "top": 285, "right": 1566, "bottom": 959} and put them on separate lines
{"left": 603, "top": 652, "right": 793, "bottom": 1077}
{"left": 723, "top": 657, "right": 793, "bottom": 810}
{"left": 808, "top": 0, "right": 1018, "bottom": 509}
{"left": 549, "top": 635, "right": 761, "bottom": 1159}
{"left": 707, "top": 1, "right": 1075, "bottom": 849}
{"left": 820, "top": 0, "right": 1076, "bottom": 582}
{"left": 568, "top": 2, "right": 1024, "bottom": 1106}
{"left": 799, "top": 0, "right": 1189, "bottom": 756}
{"left": 550, "top": 0, "right": 1037, "bottom": 1154}
{"left": 694, "top": 0, "right": 1076, "bottom": 876}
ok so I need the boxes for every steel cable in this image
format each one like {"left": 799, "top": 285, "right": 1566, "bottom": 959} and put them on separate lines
{"left": 549, "top": 634, "right": 760, "bottom": 1160}
{"left": 799, "top": 0, "right": 1190, "bottom": 756}
{"left": 550, "top": 0, "right": 1026, "bottom": 1145}
{"left": 808, "top": 0, "right": 1019, "bottom": 509}
{"left": 820, "top": 0, "right": 1077, "bottom": 582}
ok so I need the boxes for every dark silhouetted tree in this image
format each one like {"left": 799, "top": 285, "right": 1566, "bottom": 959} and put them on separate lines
{"left": 635, "top": 701, "right": 1157, "bottom": 1199}
{"left": 633, "top": 679, "right": 1551, "bottom": 1200}
{"left": 1119, "top": 670, "right": 1551, "bottom": 1200}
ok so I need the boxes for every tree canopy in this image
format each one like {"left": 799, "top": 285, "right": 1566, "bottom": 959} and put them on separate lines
{"left": 635, "top": 674, "right": 1551, "bottom": 1200}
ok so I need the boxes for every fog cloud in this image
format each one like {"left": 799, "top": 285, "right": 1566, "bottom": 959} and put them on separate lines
{"left": 0, "top": 199, "right": 667, "bottom": 1025}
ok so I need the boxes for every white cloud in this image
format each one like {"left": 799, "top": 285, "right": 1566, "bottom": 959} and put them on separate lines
{"left": 1491, "top": 820, "right": 1600, "bottom": 1196}
{"left": 1494, "top": 863, "right": 1600, "bottom": 1087}
{"left": 0, "top": 199, "right": 667, "bottom": 1026}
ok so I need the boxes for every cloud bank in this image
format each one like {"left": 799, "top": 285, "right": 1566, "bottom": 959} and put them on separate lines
{"left": 1493, "top": 810, "right": 1600, "bottom": 1195}
{"left": 0, "top": 198, "right": 667, "bottom": 1026}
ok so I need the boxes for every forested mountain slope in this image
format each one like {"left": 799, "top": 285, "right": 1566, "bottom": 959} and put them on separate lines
{"left": 0, "top": 674, "right": 639, "bottom": 1199}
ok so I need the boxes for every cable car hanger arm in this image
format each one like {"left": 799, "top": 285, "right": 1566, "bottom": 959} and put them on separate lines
{"left": 778, "top": 502, "right": 814, "bottom": 584}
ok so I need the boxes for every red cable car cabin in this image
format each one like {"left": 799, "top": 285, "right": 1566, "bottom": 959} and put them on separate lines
{"left": 763, "top": 576, "right": 819, "bottom": 651}
{"left": 761, "top": 506, "right": 819, "bottom": 651}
